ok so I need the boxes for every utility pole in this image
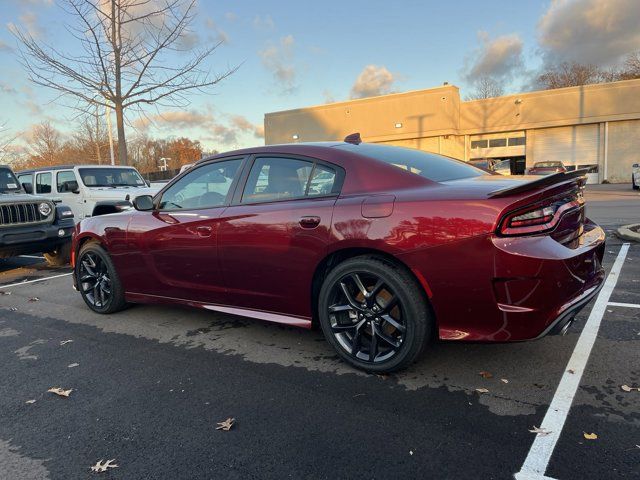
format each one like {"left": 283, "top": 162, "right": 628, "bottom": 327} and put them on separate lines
{"left": 105, "top": 105, "right": 115, "bottom": 166}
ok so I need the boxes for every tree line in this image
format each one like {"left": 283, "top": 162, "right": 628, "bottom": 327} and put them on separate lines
{"left": 468, "top": 51, "right": 640, "bottom": 99}
{"left": 6, "top": 117, "right": 209, "bottom": 174}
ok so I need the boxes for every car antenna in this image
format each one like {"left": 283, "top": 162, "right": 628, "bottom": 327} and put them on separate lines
{"left": 343, "top": 132, "right": 362, "bottom": 145}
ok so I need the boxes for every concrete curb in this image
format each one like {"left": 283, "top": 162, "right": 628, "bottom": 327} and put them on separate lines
{"left": 615, "top": 223, "right": 640, "bottom": 242}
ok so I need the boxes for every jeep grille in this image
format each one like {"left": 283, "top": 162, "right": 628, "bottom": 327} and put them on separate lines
{"left": 0, "top": 202, "right": 53, "bottom": 227}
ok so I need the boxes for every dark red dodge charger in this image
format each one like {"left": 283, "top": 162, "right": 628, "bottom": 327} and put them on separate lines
{"left": 72, "top": 139, "right": 605, "bottom": 372}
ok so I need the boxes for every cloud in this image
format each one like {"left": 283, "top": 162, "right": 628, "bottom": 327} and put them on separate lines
{"left": 350, "top": 65, "right": 396, "bottom": 99}
{"left": 462, "top": 32, "right": 524, "bottom": 86}
{"left": 19, "top": 11, "right": 43, "bottom": 38}
{"left": 538, "top": 0, "right": 640, "bottom": 67}
{"left": 253, "top": 14, "right": 275, "bottom": 30}
{"left": 177, "top": 30, "right": 200, "bottom": 50}
{"left": 0, "top": 82, "right": 17, "bottom": 94}
{"left": 134, "top": 110, "right": 215, "bottom": 131}
{"left": 205, "top": 17, "right": 230, "bottom": 44}
{"left": 0, "top": 40, "right": 12, "bottom": 53}
{"left": 259, "top": 35, "right": 297, "bottom": 94}
{"left": 224, "top": 12, "right": 237, "bottom": 22}
{"left": 230, "top": 115, "right": 264, "bottom": 138}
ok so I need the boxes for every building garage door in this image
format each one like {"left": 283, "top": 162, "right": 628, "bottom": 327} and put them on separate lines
{"left": 532, "top": 124, "right": 600, "bottom": 182}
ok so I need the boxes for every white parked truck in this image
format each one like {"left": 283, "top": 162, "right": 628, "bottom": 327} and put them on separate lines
{"left": 16, "top": 165, "right": 161, "bottom": 222}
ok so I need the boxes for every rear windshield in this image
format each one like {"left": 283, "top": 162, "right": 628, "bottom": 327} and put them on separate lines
{"left": 0, "top": 167, "right": 21, "bottom": 193}
{"left": 337, "top": 143, "right": 485, "bottom": 182}
{"left": 534, "top": 162, "right": 563, "bottom": 168}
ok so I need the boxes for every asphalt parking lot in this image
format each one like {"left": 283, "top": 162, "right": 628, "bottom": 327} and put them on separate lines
{"left": 0, "top": 185, "right": 638, "bottom": 479}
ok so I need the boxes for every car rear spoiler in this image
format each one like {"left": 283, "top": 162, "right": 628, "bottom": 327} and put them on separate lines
{"left": 488, "top": 169, "right": 589, "bottom": 198}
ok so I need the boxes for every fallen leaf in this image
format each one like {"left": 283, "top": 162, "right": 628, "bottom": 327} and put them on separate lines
{"left": 479, "top": 371, "right": 493, "bottom": 379}
{"left": 376, "top": 374, "right": 389, "bottom": 380}
{"left": 500, "top": 378, "right": 509, "bottom": 384}
{"left": 68, "top": 363, "right": 79, "bottom": 368}
{"left": 60, "top": 340, "right": 73, "bottom": 346}
{"left": 621, "top": 384, "right": 640, "bottom": 392}
{"left": 475, "top": 388, "right": 489, "bottom": 394}
{"left": 409, "top": 450, "right": 413, "bottom": 456}
{"left": 583, "top": 432, "right": 598, "bottom": 440}
{"left": 90, "top": 459, "right": 118, "bottom": 473}
{"left": 216, "top": 417, "right": 235, "bottom": 431}
{"left": 567, "top": 369, "right": 575, "bottom": 374}
{"left": 47, "top": 387, "right": 72, "bottom": 397}
{"left": 28, "top": 297, "right": 40, "bottom": 302}
{"left": 25, "top": 399, "right": 36, "bottom": 404}
{"left": 9, "top": 307, "right": 17, "bottom": 312}
{"left": 529, "top": 426, "right": 552, "bottom": 436}
{"left": 0, "top": 291, "right": 11, "bottom": 295}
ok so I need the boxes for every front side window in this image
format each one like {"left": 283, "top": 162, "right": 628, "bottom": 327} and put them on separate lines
{"left": 78, "top": 167, "right": 146, "bottom": 187}
{"left": 57, "top": 171, "right": 78, "bottom": 192}
{"left": 242, "top": 157, "right": 313, "bottom": 203}
{"left": 159, "top": 159, "right": 242, "bottom": 210}
{"left": 36, "top": 172, "right": 52, "bottom": 194}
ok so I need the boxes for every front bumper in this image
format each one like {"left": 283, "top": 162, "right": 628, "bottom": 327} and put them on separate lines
{"left": 0, "top": 218, "right": 74, "bottom": 256}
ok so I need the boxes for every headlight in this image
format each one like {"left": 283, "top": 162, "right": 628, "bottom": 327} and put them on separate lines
{"left": 38, "top": 202, "right": 52, "bottom": 217}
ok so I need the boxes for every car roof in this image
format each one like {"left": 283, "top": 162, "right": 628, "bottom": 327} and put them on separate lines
{"left": 17, "top": 164, "right": 139, "bottom": 174}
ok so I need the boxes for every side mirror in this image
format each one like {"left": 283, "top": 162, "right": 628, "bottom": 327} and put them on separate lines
{"left": 65, "top": 180, "right": 80, "bottom": 193}
{"left": 132, "top": 194, "right": 154, "bottom": 211}
{"left": 22, "top": 182, "right": 33, "bottom": 194}
{"left": 633, "top": 164, "right": 639, "bottom": 168}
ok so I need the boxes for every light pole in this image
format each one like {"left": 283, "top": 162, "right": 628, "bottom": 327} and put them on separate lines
{"left": 105, "top": 105, "right": 115, "bottom": 166}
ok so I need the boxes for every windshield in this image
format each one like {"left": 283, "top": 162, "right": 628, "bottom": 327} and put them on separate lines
{"left": 534, "top": 162, "right": 563, "bottom": 168}
{"left": 337, "top": 143, "right": 485, "bottom": 182}
{"left": 78, "top": 167, "right": 146, "bottom": 187}
{"left": 0, "top": 167, "right": 22, "bottom": 193}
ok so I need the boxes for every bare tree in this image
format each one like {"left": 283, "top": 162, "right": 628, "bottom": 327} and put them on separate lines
{"left": 618, "top": 51, "right": 640, "bottom": 80}
{"left": 466, "top": 76, "right": 504, "bottom": 100}
{"left": 13, "top": 0, "right": 237, "bottom": 165}
{"left": 73, "top": 107, "right": 109, "bottom": 164}
{"left": 0, "top": 121, "right": 21, "bottom": 163}
{"left": 27, "top": 121, "right": 63, "bottom": 166}
{"left": 537, "top": 62, "right": 603, "bottom": 89}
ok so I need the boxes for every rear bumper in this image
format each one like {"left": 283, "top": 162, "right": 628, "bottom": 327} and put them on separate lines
{"left": 401, "top": 219, "right": 606, "bottom": 342}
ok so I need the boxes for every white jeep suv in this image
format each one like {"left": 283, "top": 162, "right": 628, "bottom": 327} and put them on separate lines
{"left": 17, "top": 165, "right": 161, "bottom": 222}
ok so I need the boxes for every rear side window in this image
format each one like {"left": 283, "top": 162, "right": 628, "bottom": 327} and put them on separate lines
{"left": 337, "top": 143, "right": 485, "bottom": 182}
{"left": 243, "top": 157, "right": 314, "bottom": 203}
{"left": 36, "top": 172, "right": 52, "bottom": 194}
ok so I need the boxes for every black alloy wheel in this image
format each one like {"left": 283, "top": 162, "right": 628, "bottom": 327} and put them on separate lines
{"left": 319, "top": 256, "right": 431, "bottom": 373}
{"left": 76, "top": 243, "right": 127, "bottom": 314}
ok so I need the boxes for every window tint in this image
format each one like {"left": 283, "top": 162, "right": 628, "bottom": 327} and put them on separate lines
{"left": 0, "top": 168, "right": 21, "bottom": 193}
{"left": 36, "top": 172, "right": 52, "bottom": 194}
{"left": 159, "top": 159, "right": 242, "bottom": 210}
{"left": 243, "top": 157, "right": 313, "bottom": 203}
{"left": 79, "top": 167, "right": 145, "bottom": 187}
{"left": 508, "top": 137, "right": 526, "bottom": 146}
{"left": 337, "top": 143, "right": 485, "bottom": 182}
{"left": 57, "top": 171, "right": 78, "bottom": 192}
{"left": 470, "top": 140, "right": 487, "bottom": 149}
{"left": 489, "top": 138, "right": 507, "bottom": 147}
{"left": 307, "top": 164, "right": 336, "bottom": 196}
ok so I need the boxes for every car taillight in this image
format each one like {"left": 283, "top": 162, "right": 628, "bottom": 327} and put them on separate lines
{"left": 499, "top": 197, "right": 583, "bottom": 236}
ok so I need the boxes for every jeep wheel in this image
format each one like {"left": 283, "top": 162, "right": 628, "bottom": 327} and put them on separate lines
{"left": 44, "top": 242, "right": 71, "bottom": 267}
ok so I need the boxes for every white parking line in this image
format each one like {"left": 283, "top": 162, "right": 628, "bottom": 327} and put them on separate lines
{"left": 514, "top": 243, "right": 630, "bottom": 480}
{"left": 607, "top": 301, "right": 640, "bottom": 309}
{"left": 0, "top": 273, "right": 73, "bottom": 290}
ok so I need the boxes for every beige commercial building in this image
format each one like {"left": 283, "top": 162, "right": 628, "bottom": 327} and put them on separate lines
{"left": 264, "top": 79, "right": 640, "bottom": 183}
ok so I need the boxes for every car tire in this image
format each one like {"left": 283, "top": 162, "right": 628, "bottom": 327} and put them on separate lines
{"left": 44, "top": 242, "right": 71, "bottom": 267}
{"left": 633, "top": 176, "right": 639, "bottom": 190}
{"left": 318, "top": 255, "right": 431, "bottom": 373}
{"left": 76, "top": 242, "right": 128, "bottom": 314}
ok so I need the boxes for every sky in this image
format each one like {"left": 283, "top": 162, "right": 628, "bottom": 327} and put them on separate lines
{"left": 1, "top": 0, "right": 639, "bottom": 154}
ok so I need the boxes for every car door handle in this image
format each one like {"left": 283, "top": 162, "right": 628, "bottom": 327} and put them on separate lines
{"left": 299, "top": 216, "right": 321, "bottom": 229}
{"left": 195, "top": 225, "right": 213, "bottom": 237}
